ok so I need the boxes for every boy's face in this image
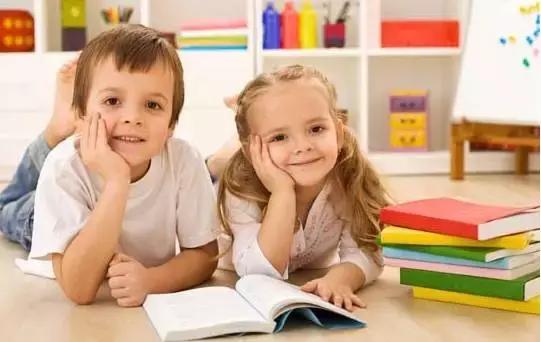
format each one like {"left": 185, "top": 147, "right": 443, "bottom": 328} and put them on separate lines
{"left": 85, "top": 56, "right": 174, "bottom": 176}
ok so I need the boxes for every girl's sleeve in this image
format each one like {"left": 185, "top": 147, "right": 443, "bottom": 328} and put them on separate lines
{"left": 29, "top": 158, "right": 91, "bottom": 260}
{"left": 338, "top": 227, "right": 383, "bottom": 286}
{"left": 225, "top": 192, "right": 288, "bottom": 279}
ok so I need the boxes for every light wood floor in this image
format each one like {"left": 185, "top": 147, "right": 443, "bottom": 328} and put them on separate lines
{"left": 0, "top": 174, "right": 539, "bottom": 342}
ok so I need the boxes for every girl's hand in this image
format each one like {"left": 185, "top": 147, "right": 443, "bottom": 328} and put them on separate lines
{"left": 107, "top": 253, "right": 150, "bottom": 307}
{"left": 301, "top": 276, "right": 366, "bottom": 312}
{"left": 249, "top": 135, "right": 294, "bottom": 194}
{"left": 80, "top": 112, "right": 130, "bottom": 184}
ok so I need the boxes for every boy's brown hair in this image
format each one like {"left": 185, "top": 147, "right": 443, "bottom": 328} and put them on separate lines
{"left": 73, "top": 24, "right": 184, "bottom": 128}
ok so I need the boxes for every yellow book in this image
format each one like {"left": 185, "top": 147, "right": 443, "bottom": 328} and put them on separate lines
{"left": 412, "top": 287, "right": 540, "bottom": 314}
{"left": 381, "top": 226, "right": 539, "bottom": 249}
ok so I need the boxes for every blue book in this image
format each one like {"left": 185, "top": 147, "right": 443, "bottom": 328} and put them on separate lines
{"left": 383, "top": 246, "right": 540, "bottom": 270}
{"left": 143, "top": 274, "right": 365, "bottom": 341}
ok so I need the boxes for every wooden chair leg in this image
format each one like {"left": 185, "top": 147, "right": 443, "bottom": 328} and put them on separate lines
{"left": 515, "top": 147, "right": 529, "bottom": 175}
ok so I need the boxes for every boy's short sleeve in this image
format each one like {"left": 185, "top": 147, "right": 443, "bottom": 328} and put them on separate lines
{"left": 175, "top": 144, "right": 219, "bottom": 249}
{"left": 29, "top": 156, "right": 92, "bottom": 260}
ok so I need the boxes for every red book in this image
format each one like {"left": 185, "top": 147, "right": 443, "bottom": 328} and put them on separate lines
{"left": 380, "top": 198, "right": 539, "bottom": 240}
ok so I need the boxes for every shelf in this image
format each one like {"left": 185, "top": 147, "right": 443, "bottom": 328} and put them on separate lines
{"left": 262, "top": 48, "right": 362, "bottom": 58}
{"left": 368, "top": 48, "right": 461, "bottom": 57}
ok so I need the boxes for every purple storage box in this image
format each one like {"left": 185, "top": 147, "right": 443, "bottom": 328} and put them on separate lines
{"left": 390, "top": 96, "right": 426, "bottom": 112}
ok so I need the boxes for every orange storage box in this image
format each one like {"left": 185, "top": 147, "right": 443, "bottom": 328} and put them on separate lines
{"left": 0, "top": 10, "right": 34, "bottom": 52}
{"left": 381, "top": 20, "right": 459, "bottom": 47}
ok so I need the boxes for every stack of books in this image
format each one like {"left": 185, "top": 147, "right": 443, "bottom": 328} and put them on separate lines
{"left": 379, "top": 198, "right": 540, "bottom": 314}
{"left": 178, "top": 19, "right": 248, "bottom": 51}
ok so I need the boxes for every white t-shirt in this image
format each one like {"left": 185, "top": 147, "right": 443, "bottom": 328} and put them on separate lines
{"left": 29, "top": 137, "right": 219, "bottom": 267}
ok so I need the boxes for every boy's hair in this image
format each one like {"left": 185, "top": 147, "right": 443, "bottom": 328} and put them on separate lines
{"left": 217, "top": 65, "right": 391, "bottom": 258}
{"left": 73, "top": 24, "right": 184, "bottom": 128}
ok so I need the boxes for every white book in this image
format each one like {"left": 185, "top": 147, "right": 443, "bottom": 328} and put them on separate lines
{"left": 143, "top": 274, "right": 365, "bottom": 341}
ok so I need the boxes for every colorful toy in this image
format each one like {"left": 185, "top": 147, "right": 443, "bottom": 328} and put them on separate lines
{"left": 0, "top": 10, "right": 34, "bottom": 52}
{"left": 61, "top": 0, "right": 86, "bottom": 51}
{"left": 389, "top": 90, "right": 429, "bottom": 151}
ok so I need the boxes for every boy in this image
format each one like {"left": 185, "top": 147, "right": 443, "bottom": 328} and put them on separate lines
{"left": 11, "top": 24, "right": 219, "bottom": 306}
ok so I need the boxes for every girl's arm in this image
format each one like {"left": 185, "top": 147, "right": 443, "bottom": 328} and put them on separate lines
{"left": 239, "top": 135, "right": 296, "bottom": 275}
{"left": 257, "top": 189, "right": 296, "bottom": 274}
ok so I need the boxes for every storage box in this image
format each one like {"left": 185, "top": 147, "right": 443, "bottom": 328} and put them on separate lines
{"left": 381, "top": 20, "right": 459, "bottom": 47}
{"left": 0, "top": 10, "right": 34, "bottom": 52}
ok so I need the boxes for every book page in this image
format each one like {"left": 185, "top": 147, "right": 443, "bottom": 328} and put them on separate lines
{"left": 235, "top": 274, "right": 359, "bottom": 322}
{"left": 143, "top": 286, "right": 271, "bottom": 340}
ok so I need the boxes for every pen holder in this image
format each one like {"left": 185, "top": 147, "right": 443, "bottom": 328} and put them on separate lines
{"left": 324, "top": 23, "right": 345, "bottom": 48}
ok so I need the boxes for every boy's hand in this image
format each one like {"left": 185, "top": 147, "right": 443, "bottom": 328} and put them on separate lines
{"left": 249, "top": 135, "right": 294, "bottom": 194}
{"left": 80, "top": 112, "right": 130, "bottom": 183}
{"left": 107, "top": 253, "right": 150, "bottom": 307}
{"left": 301, "top": 276, "right": 366, "bottom": 312}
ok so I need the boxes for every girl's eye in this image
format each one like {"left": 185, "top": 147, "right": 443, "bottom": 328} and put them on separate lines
{"left": 105, "top": 97, "right": 120, "bottom": 106}
{"left": 271, "top": 134, "right": 286, "bottom": 142}
{"left": 311, "top": 126, "right": 325, "bottom": 134}
{"left": 147, "top": 101, "right": 162, "bottom": 110}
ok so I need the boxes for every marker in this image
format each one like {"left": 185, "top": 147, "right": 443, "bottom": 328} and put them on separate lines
{"left": 509, "top": 35, "right": 517, "bottom": 43}
{"left": 523, "top": 57, "right": 530, "bottom": 67}
{"left": 527, "top": 36, "right": 534, "bottom": 45}
{"left": 499, "top": 37, "right": 507, "bottom": 45}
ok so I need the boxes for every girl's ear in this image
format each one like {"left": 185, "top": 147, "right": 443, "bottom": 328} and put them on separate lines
{"left": 168, "top": 127, "right": 174, "bottom": 138}
{"left": 336, "top": 118, "right": 345, "bottom": 150}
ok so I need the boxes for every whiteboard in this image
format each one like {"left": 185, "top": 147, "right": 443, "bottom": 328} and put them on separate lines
{"left": 453, "top": 0, "right": 541, "bottom": 125}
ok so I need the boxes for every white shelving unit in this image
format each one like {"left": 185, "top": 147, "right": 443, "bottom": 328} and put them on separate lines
{"left": 0, "top": 0, "right": 538, "bottom": 180}
{"left": 254, "top": 0, "right": 539, "bottom": 175}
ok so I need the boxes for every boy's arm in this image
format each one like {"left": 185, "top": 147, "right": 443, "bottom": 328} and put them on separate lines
{"left": 52, "top": 180, "right": 129, "bottom": 304}
{"left": 145, "top": 240, "right": 218, "bottom": 293}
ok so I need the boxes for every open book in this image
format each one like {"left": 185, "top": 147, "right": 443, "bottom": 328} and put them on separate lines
{"left": 143, "top": 274, "right": 365, "bottom": 341}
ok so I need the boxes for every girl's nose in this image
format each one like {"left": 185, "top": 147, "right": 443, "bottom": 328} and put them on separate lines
{"left": 293, "top": 137, "right": 313, "bottom": 154}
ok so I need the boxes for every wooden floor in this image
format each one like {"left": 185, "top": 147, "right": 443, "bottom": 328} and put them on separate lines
{"left": 0, "top": 174, "right": 539, "bottom": 342}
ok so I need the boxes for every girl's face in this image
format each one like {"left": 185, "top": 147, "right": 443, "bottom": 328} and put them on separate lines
{"left": 247, "top": 79, "right": 341, "bottom": 188}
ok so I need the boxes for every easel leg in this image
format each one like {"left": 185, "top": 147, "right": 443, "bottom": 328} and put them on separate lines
{"left": 515, "top": 147, "right": 529, "bottom": 175}
{"left": 451, "top": 124, "right": 465, "bottom": 180}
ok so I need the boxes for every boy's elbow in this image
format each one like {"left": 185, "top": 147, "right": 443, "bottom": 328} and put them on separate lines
{"left": 64, "top": 287, "right": 97, "bottom": 305}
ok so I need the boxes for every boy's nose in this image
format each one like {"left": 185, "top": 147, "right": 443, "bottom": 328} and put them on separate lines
{"left": 121, "top": 109, "right": 144, "bottom": 126}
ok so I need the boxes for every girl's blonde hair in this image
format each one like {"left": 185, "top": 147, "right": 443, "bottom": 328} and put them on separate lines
{"left": 217, "top": 65, "right": 391, "bottom": 258}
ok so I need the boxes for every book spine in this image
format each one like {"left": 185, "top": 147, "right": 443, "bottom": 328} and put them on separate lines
{"left": 400, "top": 268, "right": 527, "bottom": 300}
{"left": 384, "top": 243, "right": 489, "bottom": 262}
{"left": 380, "top": 210, "right": 479, "bottom": 239}
{"left": 412, "top": 287, "right": 540, "bottom": 314}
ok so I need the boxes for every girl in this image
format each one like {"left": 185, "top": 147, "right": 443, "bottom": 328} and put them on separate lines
{"left": 217, "top": 65, "right": 390, "bottom": 312}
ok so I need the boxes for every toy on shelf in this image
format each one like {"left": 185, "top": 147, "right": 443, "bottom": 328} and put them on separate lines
{"left": 0, "top": 10, "right": 34, "bottom": 52}
{"left": 61, "top": 0, "right": 86, "bottom": 51}
{"left": 323, "top": 0, "right": 350, "bottom": 48}
{"left": 281, "top": 1, "right": 299, "bottom": 48}
{"left": 389, "top": 90, "right": 429, "bottom": 151}
{"left": 299, "top": 0, "right": 317, "bottom": 48}
{"left": 100, "top": 6, "right": 133, "bottom": 25}
{"left": 263, "top": 2, "right": 280, "bottom": 49}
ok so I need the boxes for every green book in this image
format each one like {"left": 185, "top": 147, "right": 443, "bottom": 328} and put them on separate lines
{"left": 382, "top": 242, "right": 540, "bottom": 262}
{"left": 400, "top": 268, "right": 540, "bottom": 301}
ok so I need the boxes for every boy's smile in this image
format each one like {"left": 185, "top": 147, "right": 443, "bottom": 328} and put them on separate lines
{"left": 85, "top": 56, "right": 175, "bottom": 181}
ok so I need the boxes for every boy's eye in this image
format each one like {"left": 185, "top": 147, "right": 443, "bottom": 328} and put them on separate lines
{"left": 311, "top": 125, "right": 325, "bottom": 134}
{"left": 105, "top": 97, "right": 120, "bottom": 106}
{"left": 147, "top": 101, "right": 162, "bottom": 110}
{"left": 271, "top": 134, "right": 287, "bottom": 142}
